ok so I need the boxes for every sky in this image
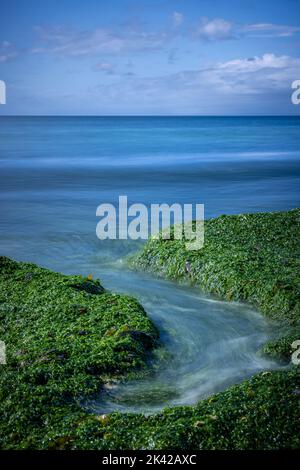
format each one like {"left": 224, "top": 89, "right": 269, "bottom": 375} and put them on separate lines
{"left": 0, "top": 0, "right": 300, "bottom": 115}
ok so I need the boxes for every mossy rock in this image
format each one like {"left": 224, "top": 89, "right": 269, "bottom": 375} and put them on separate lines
{"left": 0, "top": 256, "right": 158, "bottom": 449}
{"left": 1, "top": 208, "right": 300, "bottom": 449}
{"left": 132, "top": 208, "right": 300, "bottom": 324}
{"left": 261, "top": 330, "right": 300, "bottom": 363}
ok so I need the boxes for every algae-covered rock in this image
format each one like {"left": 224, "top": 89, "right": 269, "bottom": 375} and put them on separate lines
{"left": 118, "top": 329, "right": 157, "bottom": 350}
{"left": 0, "top": 256, "right": 158, "bottom": 449}
{"left": 261, "top": 330, "right": 300, "bottom": 363}
{"left": 1, "top": 206, "right": 300, "bottom": 450}
{"left": 132, "top": 208, "right": 300, "bottom": 324}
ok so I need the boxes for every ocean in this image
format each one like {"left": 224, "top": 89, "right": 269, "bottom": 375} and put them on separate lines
{"left": 0, "top": 115, "right": 299, "bottom": 412}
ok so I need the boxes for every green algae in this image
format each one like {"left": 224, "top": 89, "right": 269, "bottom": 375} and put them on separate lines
{"left": 261, "top": 330, "right": 300, "bottom": 364}
{"left": 132, "top": 208, "right": 300, "bottom": 324}
{"left": 0, "top": 256, "right": 158, "bottom": 449}
{"left": 132, "top": 208, "right": 300, "bottom": 368}
{"left": 81, "top": 368, "right": 300, "bottom": 450}
{"left": 1, "top": 208, "right": 300, "bottom": 449}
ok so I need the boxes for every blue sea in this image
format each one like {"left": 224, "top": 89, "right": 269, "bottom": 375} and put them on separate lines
{"left": 0, "top": 116, "right": 299, "bottom": 412}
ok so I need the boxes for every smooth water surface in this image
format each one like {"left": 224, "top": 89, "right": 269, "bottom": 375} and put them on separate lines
{"left": 1, "top": 116, "right": 299, "bottom": 412}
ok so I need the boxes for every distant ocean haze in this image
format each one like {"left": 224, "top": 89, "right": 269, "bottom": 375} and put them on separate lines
{"left": 0, "top": 115, "right": 299, "bottom": 267}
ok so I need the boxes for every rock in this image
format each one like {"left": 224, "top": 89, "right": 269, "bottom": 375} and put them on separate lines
{"left": 70, "top": 281, "right": 104, "bottom": 295}
{"left": 118, "top": 330, "right": 156, "bottom": 350}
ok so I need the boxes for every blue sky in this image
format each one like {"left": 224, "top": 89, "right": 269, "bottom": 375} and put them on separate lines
{"left": 0, "top": 0, "right": 300, "bottom": 115}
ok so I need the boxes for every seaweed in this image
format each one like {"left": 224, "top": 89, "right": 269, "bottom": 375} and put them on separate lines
{"left": 1, "top": 208, "right": 300, "bottom": 449}
{"left": 132, "top": 208, "right": 300, "bottom": 324}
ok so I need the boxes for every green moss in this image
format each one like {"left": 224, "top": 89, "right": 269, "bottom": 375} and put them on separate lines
{"left": 132, "top": 208, "right": 300, "bottom": 324}
{"left": 261, "top": 330, "right": 300, "bottom": 363}
{"left": 80, "top": 368, "right": 299, "bottom": 450}
{"left": 0, "top": 256, "right": 158, "bottom": 449}
{"left": 94, "top": 207, "right": 300, "bottom": 450}
{"left": 13, "top": 367, "right": 297, "bottom": 450}
{"left": 1, "top": 207, "right": 300, "bottom": 450}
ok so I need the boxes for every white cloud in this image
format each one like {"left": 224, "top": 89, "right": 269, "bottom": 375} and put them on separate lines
{"left": 34, "top": 25, "right": 170, "bottom": 57}
{"left": 173, "top": 12, "right": 184, "bottom": 27}
{"left": 28, "top": 18, "right": 300, "bottom": 62}
{"left": 195, "top": 18, "right": 234, "bottom": 40}
{"left": 91, "top": 53, "right": 300, "bottom": 110}
{"left": 194, "top": 18, "right": 300, "bottom": 41}
{"left": 216, "top": 53, "right": 295, "bottom": 73}
{"left": 2, "top": 15, "right": 300, "bottom": 69}
{"left": 15, "top": 52, "right": 298, "bottom": 114}
{"left": 96, "top": 62, "right": 115, "bottom": 74}
{"left": 192, "top": 53, "right": 300, "bottom": 94}
{"left": 0, "top": 41, "right": 18, "bottom": 63}
{"left": 242, "top": 23, "right": 300, "bottom": 37}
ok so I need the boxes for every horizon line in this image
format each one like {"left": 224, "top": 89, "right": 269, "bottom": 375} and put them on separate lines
{"left": 0, "top": 114, "right": 299, "bottom": 118}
